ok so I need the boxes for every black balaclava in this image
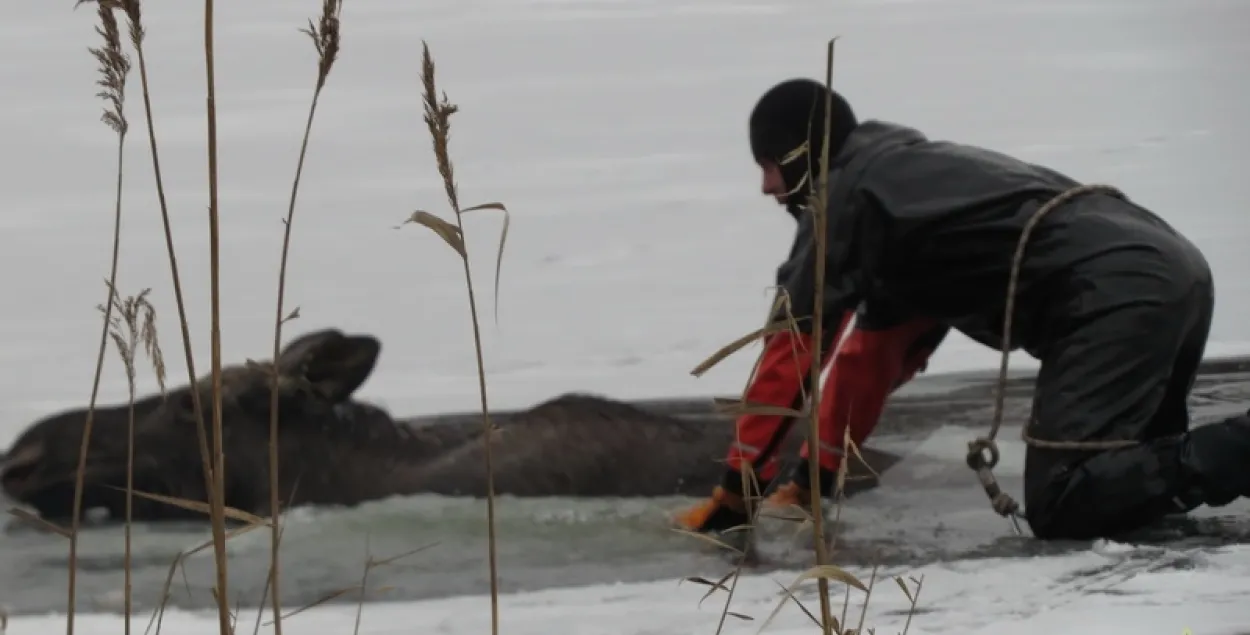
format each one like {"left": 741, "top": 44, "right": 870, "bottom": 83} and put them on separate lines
{"left": 748, "top": 78, "right": 858, "bottom": 218}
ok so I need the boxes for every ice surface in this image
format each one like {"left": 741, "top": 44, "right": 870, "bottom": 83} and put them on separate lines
{"left": 3, "top": 0, "right": 1250, "bottom": 631}
{"left": 2, "top": 0, "right": 1248, "bottom": 446}
{"left": 8, "top": 541, "right": 1250, "bottom": 634}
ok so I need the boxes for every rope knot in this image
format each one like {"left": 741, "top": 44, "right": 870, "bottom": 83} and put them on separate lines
{"left": 965, "top": 437, "right": 1023, "bottom": 532}
{"left": 965, "top": 437, "right": 999, "bottom": 470}
{"left": 991, "top": 492, "right": 1020, "bottom": 517}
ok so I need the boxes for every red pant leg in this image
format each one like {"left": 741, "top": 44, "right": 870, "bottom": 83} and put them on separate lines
{"left": 722, "top": 312, "right": 853, "bottom": 493}
{"left": 799, "top": 318, "right": 945, "bottom": 473}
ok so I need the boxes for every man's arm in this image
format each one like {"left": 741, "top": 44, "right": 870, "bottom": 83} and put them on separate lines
{"left": 771, "top": 206, "right": 861, "bottom": 340}
{"left": 782, "top": 298, "right": 949, "bottom": 496}
{"left": 722, "top": 208, "right": 860, "bottom": 492}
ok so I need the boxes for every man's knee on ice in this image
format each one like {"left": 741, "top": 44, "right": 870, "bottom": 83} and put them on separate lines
{"left": 1020, "top": 441, "right": 1195, "bottom": 541}
{"left": 1023, "top": 414, "right": 1250, "bottom": 540}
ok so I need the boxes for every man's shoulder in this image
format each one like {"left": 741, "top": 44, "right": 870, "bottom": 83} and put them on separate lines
{"left": 857, "top": 122, "right": 1081, "bottom": 187}
{"left": 852, "top": 123, "right": 1082, "bottom": 213}
{"left": 837, "top": 120, "right": 930, "bottom": 164}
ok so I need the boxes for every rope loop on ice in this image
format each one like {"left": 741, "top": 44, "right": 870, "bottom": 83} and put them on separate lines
{"left": 967, "top": 183, "right": 1142, "bottom": 535}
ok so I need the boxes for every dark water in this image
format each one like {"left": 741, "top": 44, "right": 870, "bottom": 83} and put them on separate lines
{"left": 3, "top": 361, "right": 1249, "bottom": 618}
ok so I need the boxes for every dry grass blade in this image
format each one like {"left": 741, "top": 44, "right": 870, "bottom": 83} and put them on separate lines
{"left": 399, "top": 210, "right": 465, "bottom": 256}
{"left": 352, "top": 540, "right": 439, "bottom": 635}
{"left": 680, "top": 571, "right": 738, "bottom": 611}
{"left": 246, "top": 478, "right": 302, "bottom": 635}
{"left": 367, "top": 542, "right": 440, "bottom": 568}
{"left": 669, "top": 527, "right": 747, "bottom": 556}
{"left": 898, "top": 575, "right": 925, "bottom": 635}
{"left": 834, "top": 422, "right": 852, "bottom": 499}
{"left": 459, "top": 201, "right": 510, "bottom": 324}
{"left": 791, "top": 565, "right": 868, "bottom": 592}
{"left": 711, "top": 397, "right": 805, "bottom": 418}
{"left": 351, "top": 534, "right": 374, "bottom": 635}
{"left": 844, "top": 436, "right": 880, "bottom": 482}
{"left": 892, "top": 577, "right": 912, "bottom": 604}
{"left": 249, "top": 523, "right": 288, "bottom": 635}
{"left": 755, "top": 564, "right": 866, "bottom": 635}
{"left": 264, "top": 585, "right": 361, "bottom": 625}
{"left": 65, "top": 5, "right": 131, "bottom": 633}
{"left": 854, "top": 564, "right": 880, "bottom": 635}
{"left": 690, "top": 319, "right": 799, "bottom": 377}
{"left": 146, "top": 521, "right": 269, "bottom": 635}
{"left": 6, "top": 508, "right": 73, "bottom": 539}
{"left": 103, "top": 486, "right": 271, "bottom": 526}
{"left": 772, "top": 579, "right": 825, "bottom": 630}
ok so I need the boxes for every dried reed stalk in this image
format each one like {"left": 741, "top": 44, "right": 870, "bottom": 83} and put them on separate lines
{"left": 263, "top": 2, "right": 344, "bottom": 632}
{"left": 189, "top": 0, "right": 232, "bottom": 629}
{"left": 113, "top": 0, "right": 219, "bottom": 528}
{"left": 101, "top": 286, "right": 167, "bottom": 635}
{"left": 400, "top": 41, "right": 511, "bottom": 635}
{"left": 802, "top": 37, "right": 841, "bottom": 635}
{"left": 95, "top": 0, "right": 225, "bottom": 627}
{"left": 64, "top": 5, "right": 131, "bottom": 632}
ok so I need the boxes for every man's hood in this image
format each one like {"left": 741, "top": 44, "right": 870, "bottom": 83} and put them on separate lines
{"left": 792, "top": 119, "right": 928, "bottom": 220}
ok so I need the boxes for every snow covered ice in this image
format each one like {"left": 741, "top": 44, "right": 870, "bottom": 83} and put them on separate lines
{"left": 9, "top": 542, "right": 1250, "bottom": 634}
{"left": 3, "top": 0, "right": 1250, "bottom": 632}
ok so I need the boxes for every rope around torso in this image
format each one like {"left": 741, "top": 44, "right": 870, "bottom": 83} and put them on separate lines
{"left": 965, "top": 182, "right": 1142, "bottom": 534}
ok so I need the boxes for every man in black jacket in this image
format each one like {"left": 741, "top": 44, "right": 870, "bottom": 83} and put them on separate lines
{"left": 729, "top": 78, "right": 1250, "bottom": 540}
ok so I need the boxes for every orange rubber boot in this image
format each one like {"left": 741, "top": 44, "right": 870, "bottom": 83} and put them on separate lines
{"left": 673, "top": 486, "right": 749, "bottom": 533}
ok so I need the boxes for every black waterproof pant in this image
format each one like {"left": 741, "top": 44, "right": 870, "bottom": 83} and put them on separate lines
{"left": 1022, "top": 250, "right": 1250, "bottom": 540}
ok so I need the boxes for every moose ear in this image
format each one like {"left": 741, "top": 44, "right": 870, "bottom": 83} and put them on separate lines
{"left": 276, "top": 328, "right": 348, "bottom": 373}
{"left": 298, "top": 334, "right": 381, "bottom": 403}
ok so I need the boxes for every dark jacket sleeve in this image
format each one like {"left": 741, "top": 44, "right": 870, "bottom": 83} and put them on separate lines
{"left": 771, "top": 207, "right": 861, "bottom": 341}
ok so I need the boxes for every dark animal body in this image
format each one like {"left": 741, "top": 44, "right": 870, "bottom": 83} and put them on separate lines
{"left": 0, "top": 328, "right": 893, "bottom": 525}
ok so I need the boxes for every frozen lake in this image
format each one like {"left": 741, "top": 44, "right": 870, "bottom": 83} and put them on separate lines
{"left": 1, "top": 0, "right": 1248, "bottom": 632}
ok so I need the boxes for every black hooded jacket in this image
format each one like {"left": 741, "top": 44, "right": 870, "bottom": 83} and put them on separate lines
{"left": 774, "top": 120, "right": 1210, "bottom": 358}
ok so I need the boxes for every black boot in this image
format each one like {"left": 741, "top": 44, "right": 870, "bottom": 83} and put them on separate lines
{"left": 1179, "top": 409, "right": 1250, "bottom": 507}
{"left": 788, "top": 458, "right": 837, "bottom": 498}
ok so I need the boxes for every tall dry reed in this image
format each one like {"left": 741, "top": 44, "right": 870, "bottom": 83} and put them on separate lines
{"left": 64, "top": 4, "right": 131, "bottom": 632}
{"left": 399, "top": 41, "right": 511, "bottom": 635}
{"left": 100, "top": 286, "right": 167, "bottom": 635}
{"left": 263, "top": 1, "right": 344, "bottom": 632}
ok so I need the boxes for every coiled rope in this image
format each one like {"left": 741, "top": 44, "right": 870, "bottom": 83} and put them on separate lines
{"left": 966, "top": 182, "right": 1145, "bottom": 535}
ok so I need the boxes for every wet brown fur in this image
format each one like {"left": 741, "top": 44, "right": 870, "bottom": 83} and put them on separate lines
{"left": 0, "top": 328, "right": 891, "bottom": 524}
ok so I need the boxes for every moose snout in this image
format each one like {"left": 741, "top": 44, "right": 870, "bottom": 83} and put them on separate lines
{"left": 0, "top": 445, "right": 42, "bottom": 498}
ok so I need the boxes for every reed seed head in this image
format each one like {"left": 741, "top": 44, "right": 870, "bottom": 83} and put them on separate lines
{"left": 81, "top": 0, "right": 130, "bottom": 135}
{"left": 99, "top": 284, "right": 167, "bottom": 398}
{"left": 302, "top": 0, "right": 344, "bottom": 88}
{"left": 420, "top": 41, "right": 461, "bottom": 213}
